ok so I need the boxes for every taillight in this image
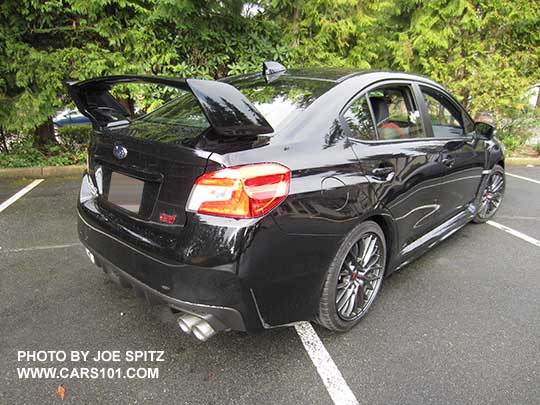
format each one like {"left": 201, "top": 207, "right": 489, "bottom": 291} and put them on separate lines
{"left": 186, "top": 163, "right": 291, "bottom": 219}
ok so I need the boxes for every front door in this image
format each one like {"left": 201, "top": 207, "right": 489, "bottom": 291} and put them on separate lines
{"left": 416, "top": 85, "right": 485, "bottom": 222}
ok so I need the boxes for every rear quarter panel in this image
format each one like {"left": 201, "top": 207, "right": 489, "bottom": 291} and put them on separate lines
{"left": 211, "top": 109, "right": 381, "bottom": 326}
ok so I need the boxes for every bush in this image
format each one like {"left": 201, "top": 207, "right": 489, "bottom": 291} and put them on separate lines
{"left": 56, "top": 125, "right": 92, "bottom": 149}
{"left": 496, "top": 110, "right": 540, "bottom": 154}
{"left": 0, "top": 136, "right": 47, "bottom": 167}
{"left": 0, "top": 129, "right": 88, "bottom": 168}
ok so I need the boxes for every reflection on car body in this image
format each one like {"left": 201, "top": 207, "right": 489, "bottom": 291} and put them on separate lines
{"left": 70, "top": 62, "right": 505, "bottom": 340}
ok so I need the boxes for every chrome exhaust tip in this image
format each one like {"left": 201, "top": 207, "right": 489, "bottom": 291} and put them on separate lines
{"left": 177, "top": 313, "right": 203, "bottom": 334}
{"left": 85, "top": 248, "right": 96, "bottom": 265}
{"left": 191, "top": 321, "right": 216, "bottom": 342}
{"left": 176, "top": 313, "right": 217, "bottom": 341}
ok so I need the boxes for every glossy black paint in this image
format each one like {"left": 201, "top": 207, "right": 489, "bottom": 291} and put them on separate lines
{"left": 74, "top": 69, "right": 504, "bottom": 333}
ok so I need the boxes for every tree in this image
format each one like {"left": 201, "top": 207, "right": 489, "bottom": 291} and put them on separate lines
{"left": 1, "top": 0, "right": 539, "bottom": 150}
{"left": 0, "top": 0, "right": 285, "bottom": 144}
{"left": 1, "top": 0, "right": 156, "bottom": 144}
{"left": 369, "top": 0, "right": 540, "bottom": 117}
{"left": 265, "top": 0, "right": 540, "bottom": 118}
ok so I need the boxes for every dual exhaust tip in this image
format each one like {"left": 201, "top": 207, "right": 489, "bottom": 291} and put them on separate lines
{"left": 177, "top": 313, "right": 217, "bottom": 342}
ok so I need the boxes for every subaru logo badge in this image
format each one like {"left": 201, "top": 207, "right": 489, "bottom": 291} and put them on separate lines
{"left": 112, "top": 144, "right": 128, "bottom": 160}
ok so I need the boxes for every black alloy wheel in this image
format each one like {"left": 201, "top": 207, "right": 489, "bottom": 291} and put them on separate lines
{"left": 318, "top": 221, "right": 386, "bottom": 332}
{"left": 473, "top": 165, "right": 505, "bottom": 223}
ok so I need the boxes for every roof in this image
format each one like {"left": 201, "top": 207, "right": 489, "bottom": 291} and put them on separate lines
{"left": 283, "top": 67, "right": 367, "bottom": 82}
{"left": 279, "top": 67, "right": 443, "bottom": 88}
{"left": 221, "top": 67, "right": 371, "bottom": 86}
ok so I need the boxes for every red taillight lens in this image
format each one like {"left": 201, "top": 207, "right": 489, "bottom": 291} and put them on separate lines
{"left": 186, "top": 163, "right": 291, "bottom": 218}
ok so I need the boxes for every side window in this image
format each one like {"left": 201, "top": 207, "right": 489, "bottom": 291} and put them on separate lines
{"left": 421, "top": 87, "right": 473, "bottom": 137}
{"left": 342, "top": 95, "right": 377, "bottom": 141}
{"left": 367, "top": 86, "right": 424, "bottom": 140}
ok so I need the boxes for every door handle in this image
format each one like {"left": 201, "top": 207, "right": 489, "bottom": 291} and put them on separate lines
{"left": 441, "top": 156, "right": 455, "bottom": 167}
{"left": 371, "top": 167, "right": 394, "bottom": 176}
{"left": 439, "top": 150, "right": 455, "bottom": 168}
{"left": 370, "top": 166, "right": 395, "bottom": 181}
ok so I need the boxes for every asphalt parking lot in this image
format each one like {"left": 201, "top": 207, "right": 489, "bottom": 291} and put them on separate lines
{"left": 1, "top": 167, "right": 540, "bottom": 404}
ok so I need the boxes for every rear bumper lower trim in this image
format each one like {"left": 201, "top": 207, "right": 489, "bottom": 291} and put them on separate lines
{"left": 86, "top": 246, "right": 246, "bottom": 331}
{"left": 78, "top": 208, "right": 247, "bottom": 331}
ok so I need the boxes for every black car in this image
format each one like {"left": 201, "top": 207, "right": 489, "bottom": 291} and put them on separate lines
{"left": 70, "top": 62, "right": 505, "bottom": 341}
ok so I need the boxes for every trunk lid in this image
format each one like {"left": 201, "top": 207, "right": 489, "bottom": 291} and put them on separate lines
{"left": 89, "top": 126, "right": 211, "bottom": 226}
{"left": 68, "top": 75, "right": 274, "bottom": 227}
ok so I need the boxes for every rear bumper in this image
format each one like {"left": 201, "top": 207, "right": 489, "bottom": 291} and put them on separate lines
{"left": 86, "top": 245, "right": 245, "bottom": 332}
{"left": 78, "top": 208, "right": 259, "bottom": 332}
{"left": 77, "top": 168, "right": 344, "bottom": 332}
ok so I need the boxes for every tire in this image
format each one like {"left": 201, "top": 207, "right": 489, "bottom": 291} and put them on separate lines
{"left": 473, "top": 164, "right": 505, "bottom": 224}
{"left": 317, "top": 220, "right": 387, "bottom": 332}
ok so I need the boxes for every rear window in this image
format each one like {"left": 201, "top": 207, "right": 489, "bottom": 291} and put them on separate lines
{"left": 139, "top": 90, "right": 209, "bottom": 129}
{"left": 111, "top": 77, "right": 333, "bottom": 145}
{"left": 138, "top": 77, "right": 333, "bottom": 132}
{"left": 233, "top": 78, "right": 334, "bottom": 129}
{"left": 126, "top": 90, "right": 210, "bottom": 145}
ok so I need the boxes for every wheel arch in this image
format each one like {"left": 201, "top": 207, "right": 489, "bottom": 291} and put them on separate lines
{"left": 362, "top": 211, "right": 399, "bottom": 275}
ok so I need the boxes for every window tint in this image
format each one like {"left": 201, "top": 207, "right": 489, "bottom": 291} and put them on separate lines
{"left": 137, "top": 77, "right": 334, "bottom": 134}
{"left": 367, "top": 86, "right": 424, "bottom": 140}
{"left": 232, "top": 77, "right": 334, "bottom": 129}
{"left": 343, "top": 96, "right": 377, "bottom": 141}
{"left": 421, "top": 87, "right": 472, "bottom": 137}
{"left": 141, "top": 90, "right": 209, "bottom": 128}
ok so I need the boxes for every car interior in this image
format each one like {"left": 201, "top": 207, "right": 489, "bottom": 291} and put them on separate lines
{"left": 344, "top": 84, "right": 471, "bottom": 141}
{"left": 421, "top": 89, "right": 466, "bottom": 138}
{"left": 367, "top": 87, "right": 424, "bottom": 140}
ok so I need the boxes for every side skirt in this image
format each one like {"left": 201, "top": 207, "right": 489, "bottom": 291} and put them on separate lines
{"left": 394, "top": 204, "right": 477, "bottom": 271}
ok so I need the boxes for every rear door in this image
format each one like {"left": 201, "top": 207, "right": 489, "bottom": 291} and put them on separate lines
{"left": 416, "top": 84, "right": 485, "bottom": 222}
{"left": 69, "top": 75, "right": 274, "bottom": 227}
{"left": 342, "top": 81, "right": 447, "bottom": 252}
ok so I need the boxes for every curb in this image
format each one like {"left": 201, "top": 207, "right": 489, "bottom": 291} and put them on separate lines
{"left": 0, "top": 165, "right": 85, "bottom": 179}
{"left": 0, "top": 158, "right": 538, "bottom": 179}
{"left": 506, "top": 157, "right": 539, "bottom": 167}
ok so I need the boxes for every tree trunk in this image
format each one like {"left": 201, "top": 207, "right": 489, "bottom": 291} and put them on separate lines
{"left": 34, "top": 118, "right": 56, "bottom": 148}
{"left": 0, "top": 126, "right": 8, "bottom": 154}
{"left": 292, "top": 2, "right": 300, "bottom": 47}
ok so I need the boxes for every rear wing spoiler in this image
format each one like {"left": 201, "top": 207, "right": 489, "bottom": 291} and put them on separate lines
{"left": 66, "top": 75, "right": 274, "bottom": 136}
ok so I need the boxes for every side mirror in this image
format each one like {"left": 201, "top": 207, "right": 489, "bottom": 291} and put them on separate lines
{"left": 474, "top": 121, "right": 496, "bottom": 139}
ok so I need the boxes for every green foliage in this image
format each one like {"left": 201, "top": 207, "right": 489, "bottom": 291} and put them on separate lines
{"left": 496, "top": 110, "right": 540, "bottom": 154}
{"left": 499, "top": 136, "right": 521, "bottom": 154}
{"left": 0, "top": 132, "right": 86, "bottom": 168}
{"left": 56, "top": 124, "right": 92, "bottom": 149}
{"left": 1, "top": 0, "right": 539, "bottom": 166}
{"left": 0, "top": 136, "right": 47, "bottom": 167}
{"left": 0, "top": 0, "right": 287, "bottom": 134}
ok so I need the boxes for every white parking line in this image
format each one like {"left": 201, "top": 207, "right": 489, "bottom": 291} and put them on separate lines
{"left": 294, "top": 322, "right": 358, "bottom": 405}
{"left": 0, "top": 243, "right": 81, "bottom": 253}
{"left": 506, "top": 172, "right": 540, "bottom": 185}
{"left": 487, "top": 221, "right": 540, "bottom": 248}
{"left": 0, "top": 179, "right": 44, "bottom": 213}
